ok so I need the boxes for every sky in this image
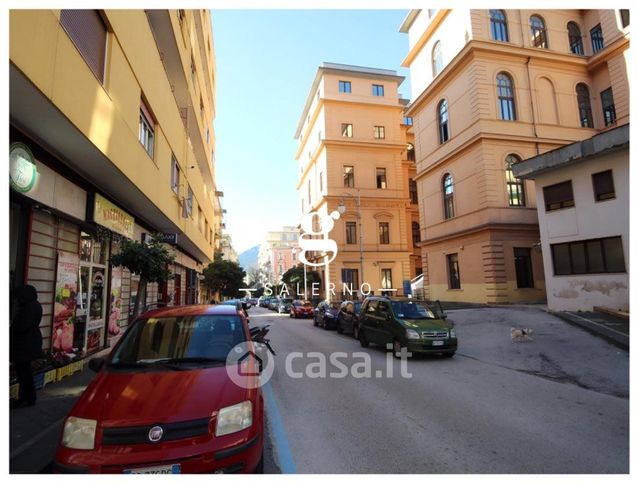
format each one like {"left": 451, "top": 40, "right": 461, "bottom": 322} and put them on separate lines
{"left": 212, "top": 9, "right": 411, "bottom": 254}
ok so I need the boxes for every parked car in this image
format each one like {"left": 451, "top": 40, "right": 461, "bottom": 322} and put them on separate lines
{"left": 357, "top": 296, "right": 456, "bottom": 358}
{"left": 268, "top": 298, "right": 280, "bottom": 311}
{"left": 258, "top": 297, "right": 269, "bottom": 308}
{"left": 313, "top": 301, "right": 340, "bottom": 330}
{"left": 54, "top": 304, "right": 264, "bottom": 474}
{"left": 336, "top": 300, "right": 362, "bottom": 336}
{"left": 277, "top": 298, "right": 293, "bottom": 314}
{"left": 290, "top": 300, "right": 314, "bottom": 319}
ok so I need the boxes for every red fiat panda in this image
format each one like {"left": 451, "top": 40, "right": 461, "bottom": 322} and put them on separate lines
{"left": 54, "top": 305, "right": 264, "bottom": 474}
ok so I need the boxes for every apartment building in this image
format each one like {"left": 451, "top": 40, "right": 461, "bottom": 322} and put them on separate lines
{"left": 294, "top": 63, "right": 421, "bottom": 301}
{"left": 220, "top": 233, "right": 239, "bottom": 263}
{"left": 257, "top": 227, "right": 300, "bottom": 284}
{"left": 399, "top": 9, "right": 629, "bottom": 304}
{"left": 9, "top": 9, "right": 221, "bottom": 359}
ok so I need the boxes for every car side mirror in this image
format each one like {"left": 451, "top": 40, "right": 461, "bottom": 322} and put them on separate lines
{"left": 88, "top": 357, "right": 105, "bottom": 373}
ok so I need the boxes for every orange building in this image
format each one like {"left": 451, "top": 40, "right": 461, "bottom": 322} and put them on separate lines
{"left": 400, "top": 9, "right": 629, "bottom": 303}
{"left": 294, "top": 63, "right": 421, "bottom": 300}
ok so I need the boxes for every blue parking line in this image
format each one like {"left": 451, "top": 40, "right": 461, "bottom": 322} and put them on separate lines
{"left": 262, "top": 382, "right": 297, "bottom": 474}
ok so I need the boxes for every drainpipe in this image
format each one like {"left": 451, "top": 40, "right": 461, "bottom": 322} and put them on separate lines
{"left": 520, "top": 11, "right": 540, "bottom": 155}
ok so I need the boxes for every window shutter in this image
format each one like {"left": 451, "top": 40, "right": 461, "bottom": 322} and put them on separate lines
{"left": 60, "top": 10, "right": 107, "bottom": 83}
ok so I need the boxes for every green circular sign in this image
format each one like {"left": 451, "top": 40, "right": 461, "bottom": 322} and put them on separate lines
{"left": 10, "top": 142, "right": 38, "bottom": 193}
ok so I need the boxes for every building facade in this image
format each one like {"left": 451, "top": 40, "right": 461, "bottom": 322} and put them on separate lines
{"left": 400, "top": 9, "right": 629, "bottom": 303}
{"left": 9, "top": 9, "right": 221, "bottom": 363}
{"left": 513, "top": 126, "right": 629, "bottom": 311}
{"left": 294, "top": 63, "right": 421, "bottom": 301}
{"left": 219, "top": 233, "right": 239, "bottom": 263}
{"left": 257, "top": 226, "right": 300, "bottom": 284}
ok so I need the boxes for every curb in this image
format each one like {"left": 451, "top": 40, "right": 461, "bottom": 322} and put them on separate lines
{"left": 548, "top": 310, "right": 629, "bottom": 351}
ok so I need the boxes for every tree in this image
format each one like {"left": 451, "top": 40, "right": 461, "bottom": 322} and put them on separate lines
{"left": 281, "top": 264, "right": 321, "bottom": 297}
{"left": 203, "top": 253, "right": 247, "bottom": 299}
{"left": 110, "top": 234, "right": 175, "bottom": 318}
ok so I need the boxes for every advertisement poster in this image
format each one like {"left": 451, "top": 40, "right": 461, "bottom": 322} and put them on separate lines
{"left": 52, "top": 252, "right": 79, "bottom": 354}
{"left": 109, "top": 266, "right": 123, "bottom": 339}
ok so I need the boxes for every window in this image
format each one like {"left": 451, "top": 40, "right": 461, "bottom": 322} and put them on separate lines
{"left": 432, "top": 41, "right": 443, "bottom": 77}
{"left": 343, "top": 165, "right": 354, "bottom": 187}
{"left": 171, "top": 156, "right": 180, "bottom": 194}
{"left": 319, "top": 172, "right": 323, "bottom": 192}
{"left": 530, "top": 15, "right": 548, "bottom": 48}
{"left": 567, "top": 22, "right": 584, "bottom": 55}
{"left": 374, "top": 126, "right": 386, "bottom": 139}
{"left": 184, "top": 186, "right": 193, "bottom": 218}
{"left": 139, "top": 100, "right": 155, "bottom": 157}
{"left": 552, "top": 237, "right": 625, "bottom": 275}
{"left": 490, "top": 10, "right": 509, "bottom": 42}
{"left": 505, "top": 155, "right": 526, "bottom": 207}
{"left": 341, "top": 123, "right": 353, "bottom": 138}
{"left": 511, "top": 248, "right": 534, "bottom": 288}
{"left": 590, "top": 24, "right": 604, "bottom": 53}
{"left": 438, "top": 99, "right": 449, "bottom": 143}
{"left": 409, "top": 179, "right": 418, "bottom": 204}
{"left": 407, "top": 143, "right": 416, "bottom": 161}
{"left": 620, "top": 10, "right": 630, "bottom": 28}
{"left": 380, "top": 269, "right": 393, "bottom": 291}
{"left": 496, "top": 73, "right": 517, "bottom": 121}
{"left": 412, "top": 222, "right": 421, "bottom": 246}
{"left": 376, "top": 168, "right": 387, "bottom": 189}
{"left": 543, "top": 180, "right": 574, "bottom": 211}
{"left": 379, "top": 222, "right": 390, "bottom": 244}
{"left": 443, "top": 173, "right": 454, "bottom": 219}
{"left": 601, "top": 88, "right": 616, "bottom": 126}
{"left": 339, "top": 80, "right": 352, "bottom": 93}
{"left": 428, "top": 9, "right": 436, "bottom": 18}
{"left": 404, "top": 117, "right": 413, "bottom": 126}
{"left": 447, "top": 253, "right": 461, "bottom": 289}
{"left": 346, "top": 222, "right": 357, "bottom": 244}
{"left": 341, "top": 269, "right": 359, "bottom": 289}
{"left": 592, "top": 170, "right": 615, "bottom": 201}
{"left": 372, "top": 84, "right": 385, "bottom": 96}
{"left": 576, "top": 83, "right": 594, "bottom": 128}
{"left": 60, "top": 10, "right": 107, "bottom": 83}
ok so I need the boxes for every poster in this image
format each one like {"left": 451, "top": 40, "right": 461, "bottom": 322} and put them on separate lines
{"left": 108, "top": 266, "right": 123, "bottom": 338}
{"left": 52, "top": 252, "right": 79, "bottom": 354}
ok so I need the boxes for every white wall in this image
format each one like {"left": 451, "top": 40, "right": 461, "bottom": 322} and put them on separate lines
{"left": 534, "top": 148, "right": 629, "bottom": 311}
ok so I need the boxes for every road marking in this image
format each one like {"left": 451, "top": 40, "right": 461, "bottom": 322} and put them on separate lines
{"left": 10, "top": 417, "right": 65, "bottom": 460}
{"left": 568, "top": 312, "right": 629, "bottom": 337}
{"left": 262, "top": 382, "right": 297, "bottom": 474}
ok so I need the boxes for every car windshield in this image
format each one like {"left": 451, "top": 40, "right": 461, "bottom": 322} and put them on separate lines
{"left": 390, "top": 301, "right": 437, "bottom": 319}
{"left": 281, "top": 299, "right": 293, "bottom": 303}
{"left": 110, "top": 315, "right": 247, "bottom": 369}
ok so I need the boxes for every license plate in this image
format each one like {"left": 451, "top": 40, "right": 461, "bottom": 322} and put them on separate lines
{"left": 432, "top": 340, "right": 445, "bottom": 346}
{"left": 124, "top": 464, "right": 181, "bottom": 474}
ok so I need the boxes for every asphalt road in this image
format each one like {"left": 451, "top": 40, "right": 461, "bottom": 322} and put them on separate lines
{"left": 253, "top": 306, "right": 628, "bottom": 473}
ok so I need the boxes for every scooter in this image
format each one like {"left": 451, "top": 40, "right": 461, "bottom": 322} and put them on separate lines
{"left": 249, "top": 324, "right": 276, "bottom": 356}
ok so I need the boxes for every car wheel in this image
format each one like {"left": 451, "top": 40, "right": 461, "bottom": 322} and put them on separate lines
{"left": 359, "top": 328, "right": 369, "bottom": 348}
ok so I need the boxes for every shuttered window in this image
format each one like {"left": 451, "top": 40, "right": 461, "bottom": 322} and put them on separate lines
{"left": 60, "top": 10, "right": 107, "bottom": 83}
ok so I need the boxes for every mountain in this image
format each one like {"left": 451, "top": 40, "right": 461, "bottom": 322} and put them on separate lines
{"left": 238, "top": 244, "right": 260, "bottom": 272}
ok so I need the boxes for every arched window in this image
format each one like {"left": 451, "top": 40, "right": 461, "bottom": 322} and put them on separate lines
{"left": 576, "top": 83, "right": 594, "bottom": 128}
{"left": 496, "top": 73, "right": 517, "bottom": 121}
{"left": 490, "top": 10, "right": 509, "bottom": 42}
{"left": 412, "top": 221, "right": 421, "bottom": 246}
{"left": 567, "top": 22, "right": 584, "bottom": 55}
{"left": 432, "top": 41, "right": 443, "bottom": 77}
{"left": 406, "top": 143, "right": 415, "bottom": 161}
{"left": 438, "top": 99, "right": 449, "bottom": 143}
{"left": 442, "top": 173, "right": 454, "bottom": 219}
{"left": 505, "top": 154, "right": 526, "bottom": 207}
{"left": 530, "top": 15, "right": 548, "bottom": 48}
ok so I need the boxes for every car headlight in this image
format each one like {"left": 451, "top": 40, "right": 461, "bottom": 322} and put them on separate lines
{"left": 450, "top": 328, "right": 457, "bottom": 338}
{"left": 406, "top": 329, "right": 420, "bottom": 340}
{"left": 61, "top": 416, "right": 97, "bottom": 450}
{"left": 216, "top": 401, "right": 253, "bottom": 437}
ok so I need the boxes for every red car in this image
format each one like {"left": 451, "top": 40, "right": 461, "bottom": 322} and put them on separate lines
{"left": 289, "top": 300, "right": 314, "bottom": 318}
{"left": 53, "top": 305, "right": 264, "bottom": 474}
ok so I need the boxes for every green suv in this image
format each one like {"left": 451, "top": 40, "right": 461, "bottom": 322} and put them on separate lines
{"left": 358, "top": 296, "right": 457, "bottom": 358}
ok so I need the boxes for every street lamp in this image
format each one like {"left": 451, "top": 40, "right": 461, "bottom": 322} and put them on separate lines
{"left": 337, "top": 189, "right": 363, "bottom": 300}
{"left": 291, "top": 246, "right": 307, "bottom": 300}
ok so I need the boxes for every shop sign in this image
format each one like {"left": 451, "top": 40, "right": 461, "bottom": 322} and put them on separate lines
{"left": 9, "top": 142, "right": 38, "bottom": 193}
{"left": 142, "top": 232, "right": 178, "bottom": 245}
{"left": 93, "top": 193, "right": 134, "bottom": 239}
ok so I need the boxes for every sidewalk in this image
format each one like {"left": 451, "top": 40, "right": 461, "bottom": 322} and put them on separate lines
{"left": 9, "top": 359, "right": 100, "bottom": 473}
{"left": 549, "top": 310, "right": 629, "bottom": 350}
